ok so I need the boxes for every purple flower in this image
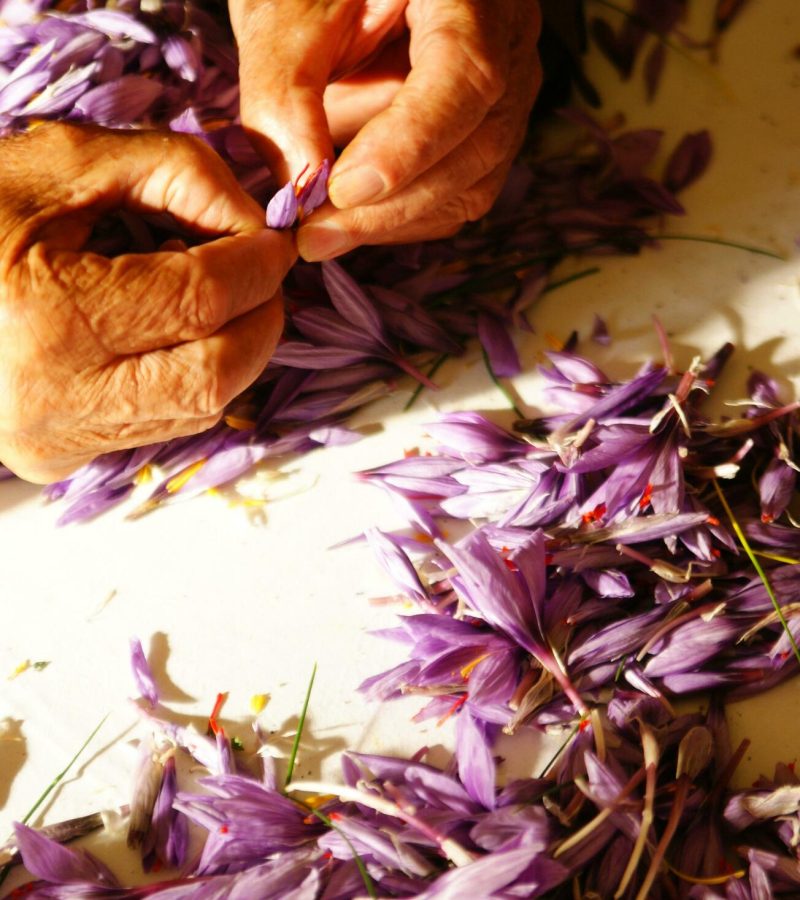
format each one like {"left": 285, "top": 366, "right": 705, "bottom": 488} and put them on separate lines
{"left": 174, "top": 775, "right": 322, "bottom": 872}
{"left": 266, "top": 180, "right": 298, "bottom": 229}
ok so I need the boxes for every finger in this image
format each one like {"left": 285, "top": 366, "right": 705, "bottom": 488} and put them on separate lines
{"left": 233, "top": 1, "right": 352, "bottom": 183}
{"left": 298, "top": 52, "right": 541, "bottom": 259}
{"left": 233, "top": 0, "right": 407, "bottom": 182}
{"left": 303, "top": 165, "right": 512, "bottom": 257}
{"left": 326, "top": 0, "right": 527, "bottom": 209}
{"left": 102, "top": 295, "right": 284, "bottom": 423}
{"left": 324, "top": 34, "right": 410, "bottom": 145}
{"left": 23, "top": 123, "right": 266, "bottom": 235}
{"left": 6, "top": 414, "right": 223, "bottom": 484}
{"left": 38, "top": 228, "right": 295, "bottom": 356}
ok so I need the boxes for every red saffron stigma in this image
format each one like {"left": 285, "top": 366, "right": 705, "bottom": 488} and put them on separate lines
{"left": 582, "top": 503, "right": 607, "bottom": 524}
{"left": 208, "top": 691, "right": 229, "bottom": 737}
{"left": 638, "top": 483, "right": 654, "bottom": 510}
{"left": 761, "top": 512, "right": 774, "bottom": 524}
{"left": 706, "top": 515, "right": 720, "bottom": 526}
{"left": 437, "top": 694, "right": 467, "bottom": 727}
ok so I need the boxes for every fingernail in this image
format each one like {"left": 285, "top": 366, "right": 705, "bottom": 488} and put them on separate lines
{"left": 329, "top": 166, "right": 385, "bottom": 208}
{"left": 297, "top": 223, "right": 352, "bottom": 261}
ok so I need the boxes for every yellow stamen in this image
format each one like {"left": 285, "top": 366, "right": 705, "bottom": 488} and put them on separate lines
{"left": 303, "top": 793, "right": 337, "bottom": 809}
{"left": 250, "top": 693, "right": 269, "bottom": 714}
{"left": 663, "top": 860, "right": 745, "bottom": 885}
{"left": 545, "top": 332, "right": 565, "bottom": 351}
{"left": 224, "top": 415, "right": 256, "bottom": 431}
{"left": 460, "top": 653, "right": 489, "bottom": 680}
{"left": 134, "top": 464, "right": 153, "bottom": 486}
{"left": 8, "top": 660, "right": 30, "bottom": 680}
{"left": 166, "top": 459, "right": 206, "bottom": 494}
{"left": 201, "top": 117, "right": 234, "bottom": 131}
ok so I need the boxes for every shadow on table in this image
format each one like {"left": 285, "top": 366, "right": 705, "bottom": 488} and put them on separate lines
{"left": 0, "top": 480, "right": 40, "bottom": 517}
{"left": 0, "top": 718, "right": 27, "bottom": 812}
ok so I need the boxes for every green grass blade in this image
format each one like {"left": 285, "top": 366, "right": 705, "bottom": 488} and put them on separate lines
{"left": 303, "top": 804, "right": 378, "bottom": 898}
{"left": 656, "top": 234, "right": 784, "bottom": 260}
{"left": 0, "top": 713, "right": 108, "bottom": 890}
{"left": 284, "top": 663, "right": 317, "bottom": 789}
{"left": 713, "top": 478, "right": 800, "bottom": 666}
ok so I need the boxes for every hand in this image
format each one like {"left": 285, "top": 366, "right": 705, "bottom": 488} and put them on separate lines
{"left": 230, "top": 0, "right": 542, "bottom": 259}
{"left": 0, "top": 124, "right": 295, "bottom": 483}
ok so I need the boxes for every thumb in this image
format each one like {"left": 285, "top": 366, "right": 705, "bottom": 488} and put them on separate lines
{"left": 232, "top": 2, "right": 356, "bottom": 183}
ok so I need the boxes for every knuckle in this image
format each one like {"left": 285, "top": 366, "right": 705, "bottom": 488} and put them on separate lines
{"left": 469, "top": 130, "right": 508, "bottom": 176}
{"left": 454, "top": 185, "right": 496, "bottom": 223}
{"left": 195, "top": 364, "right": 234, "bottom": 418}
{"left": 463, "top": 51, "right": 507, "bottom": 107}
{"left": 183, "top": 267, "right": 231, "bottom": 337}
{"left": 171, "top": 131, "right": 215, "bottom": 167}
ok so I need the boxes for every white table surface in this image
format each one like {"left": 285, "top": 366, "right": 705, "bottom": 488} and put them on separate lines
{"left": 2, "top": 0, "right": 800, "bottom": 889}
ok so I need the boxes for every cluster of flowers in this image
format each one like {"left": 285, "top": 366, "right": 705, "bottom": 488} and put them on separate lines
{"left": 0, "top": 0, "right": 711, "bottom": 521}
{"left": 357, "top": 338, "right": 800, "bottom": 812}
{"left": 6, "top": 342, "right": 800, "bottom": 897}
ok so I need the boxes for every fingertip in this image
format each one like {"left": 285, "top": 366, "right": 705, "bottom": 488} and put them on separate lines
{"left": 297, "top": 220, "right": 354, "bottom": 262}
{"left": 328, "top": 165, "right": 386, "bottom": 208}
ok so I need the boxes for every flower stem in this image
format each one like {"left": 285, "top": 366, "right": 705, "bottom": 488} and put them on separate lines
{"left": 482, "top": 350, "right": 524, "bottom": 418}
{"left": 404, "top": 354, "right": 449, "bottom": 411}
{"left": 537, "top": 720, "right": 582, "bottom": 778}
{"left": 713, "top": 478, "right": 800, "bottom": 666}
{"left": 655, "top": 233, "right": 785, "bottom": 260}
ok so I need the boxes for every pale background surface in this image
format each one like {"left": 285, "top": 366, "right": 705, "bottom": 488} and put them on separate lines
{"left": 2, "top": 0, "right": 800, "bottom": 889}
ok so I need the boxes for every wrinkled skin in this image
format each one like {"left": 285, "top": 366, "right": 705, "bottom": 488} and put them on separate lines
{"left": 0, "top": 124, "right": 294, "bottom": 482}
{"left": 230, "top": 0, "right": 543, "bottom": 259}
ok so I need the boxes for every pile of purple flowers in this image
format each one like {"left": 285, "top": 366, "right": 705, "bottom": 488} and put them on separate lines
{"left": 6, "top": 342, "right": 800, "bottom": 898}
{"left": 0, "top": 0, "right": 713, "bottom": 521}
{"left": 6, "top": 1, "right": 800, "bottom": 897}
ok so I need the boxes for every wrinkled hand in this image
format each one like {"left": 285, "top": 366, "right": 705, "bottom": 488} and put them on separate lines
{"left": 0, "top": 124, "right": 295, "bottom": 483}
{"left": 231, "top": 0, "right": 542, "bottom": 259}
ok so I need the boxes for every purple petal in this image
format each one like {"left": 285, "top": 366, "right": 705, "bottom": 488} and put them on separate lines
{"left": 296, "top": 159, "right": 329, "bottom": 214}
{"left": 0, "top": 69, "right": 50, "bottom": 114}
{"left": 477, "top": 313, "right": 521, "bottom": 377}
{"left": 65, "top": 9, "right": 159, "bottom": 44}
{"left": 663, "top": 130, "right": 713, "bottom": 193}
{"left": 321, "top": 261, "right": 389, "bottom": 346}
{"left": 266, "top": 181, "right": 298, "bottom": 229}
{"left": 130, "top": 637, "right": 159, "bottom": 708}
{"left": 14, "top": 822, "right": 120, "bottom": 888}
{"left": 366, "top": 527, "right": 430, "bottom": 605}
{"left": 759, "top": 458, "right": 796, "bottom": 523}
{"left": 455, "top": 708, "right": 496, "bottom": 809}
{"left": 73, "top": 74, "right": 162, "bottom": 124}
